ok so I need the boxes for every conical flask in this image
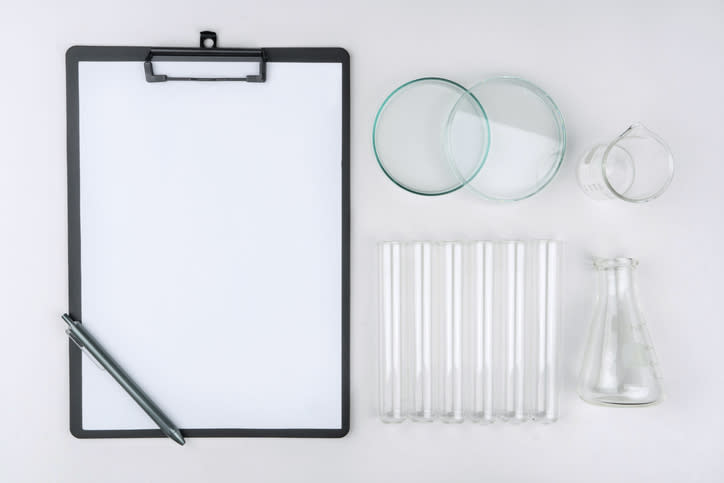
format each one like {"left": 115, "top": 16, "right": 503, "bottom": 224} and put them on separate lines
{"left": 578, "top": 258, "right": 663, "bottom": 406}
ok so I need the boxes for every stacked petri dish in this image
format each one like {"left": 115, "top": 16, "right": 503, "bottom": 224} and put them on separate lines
{"left": 373, "top": 76, "right": 566, "bottom": 201}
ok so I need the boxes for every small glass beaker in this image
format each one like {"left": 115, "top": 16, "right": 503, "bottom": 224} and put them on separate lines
{"left": 577, "top": 123, "right": 674, "bottom": 203}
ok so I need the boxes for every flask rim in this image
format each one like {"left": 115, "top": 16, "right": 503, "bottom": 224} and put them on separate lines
{"left": 593, "top": 257, "right": 638, "bottom": 270}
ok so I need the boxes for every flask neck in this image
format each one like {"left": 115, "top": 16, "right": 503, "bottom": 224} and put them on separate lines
{"left": 594, "top": 258, "right": 638, "bottom": 299}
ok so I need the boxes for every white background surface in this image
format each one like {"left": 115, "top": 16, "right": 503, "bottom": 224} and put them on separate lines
{"left": 1, "top": 1, "right": 723, "bottom": 481}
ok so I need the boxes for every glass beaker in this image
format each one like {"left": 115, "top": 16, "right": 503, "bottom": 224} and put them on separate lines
{"left": 578, "top": 258, "right": 663, "bottom": 406}
{"left": 577, "top": 123, "right": 674, "bottom": 203}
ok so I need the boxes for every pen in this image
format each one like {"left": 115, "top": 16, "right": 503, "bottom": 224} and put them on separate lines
{"left": 61, "top": 314, "right": 185, "bottom": 446}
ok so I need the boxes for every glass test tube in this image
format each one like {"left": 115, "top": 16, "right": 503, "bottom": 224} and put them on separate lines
{"left": 534, "top": 240, "right": 549, "bottom": 419}
{"left": 439, "top": 242, "right": 463, "bottom": 423}
{"left": 544, "top": 241, "right": 561, "bottom": 422}
{"left": 499, "top": 241, "right": 525, "bottom": 421}
{"left": 513, "top": 242, "right": 527, "bottom": 422}
{"left": 379, "top": 242, "right": 404, "bottom": 422}
{"left": 470, "top": 241, "right": 494, "bottom": 423}
{"left": 527, "top": 240, "right": 562, "bottom": 422}
{"left": 410, "top": 242, "right": 433, "bottom": 421}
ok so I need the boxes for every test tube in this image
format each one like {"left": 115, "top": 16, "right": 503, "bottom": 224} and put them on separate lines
{"left": 534, "top": 240, "right": 549, "bottom": 420}
{"left": 527, "top": 240, "right": 562, "bottom": 422}
{"left": 513, "top": 242, "right": 527, "bottom": 422}
{"left": 438, "top": 242, "right": 463, "bottom": 423}
{"left": 497, "top": 241, "right": 526, "bottom": 421}
{"left": 544, "top": 241, "right": 561, "bottom": 422}
{"left": 378, "top": 242, "right": 404, "bottom": 422}
{"left": 410, "top": 242, "right": 433, "bottom": 421}
{"left": 470, "top": 241, "right": 494, "bottom": 423}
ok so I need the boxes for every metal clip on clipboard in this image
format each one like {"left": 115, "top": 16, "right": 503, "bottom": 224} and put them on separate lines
{"left": 144, "top": 31, "right": 267, "bottom": 83}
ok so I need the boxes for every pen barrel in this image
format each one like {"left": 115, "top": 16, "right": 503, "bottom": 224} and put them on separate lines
{"left": 68, "top": 322, "right": 180, "bottom": 437}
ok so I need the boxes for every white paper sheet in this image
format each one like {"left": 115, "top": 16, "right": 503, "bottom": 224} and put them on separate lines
{"left": 78, "top": 61, "right": 343, "bottom": 430}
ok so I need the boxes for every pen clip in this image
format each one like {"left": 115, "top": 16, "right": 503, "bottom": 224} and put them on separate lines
{"left": 66, "top": 328, "right": 105, "bottom": 372}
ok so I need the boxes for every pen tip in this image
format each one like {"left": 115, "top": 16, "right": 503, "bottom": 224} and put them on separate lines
{"left": 169, "top": 428, "right": 185, "bottom": 446}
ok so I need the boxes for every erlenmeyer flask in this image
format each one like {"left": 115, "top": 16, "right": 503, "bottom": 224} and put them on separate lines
{"left": 578, "top": 258, "right": 663, "bottom": 406}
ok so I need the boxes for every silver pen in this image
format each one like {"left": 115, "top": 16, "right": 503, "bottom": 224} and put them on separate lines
{"left": 62, "top": 314, "right": 185, "bottom": 445}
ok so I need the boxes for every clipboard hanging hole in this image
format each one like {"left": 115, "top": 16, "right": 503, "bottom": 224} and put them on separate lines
{"left": 200, "top": 31, "right": 217, "bottom": 49}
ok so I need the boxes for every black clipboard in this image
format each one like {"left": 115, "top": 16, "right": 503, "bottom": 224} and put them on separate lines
{"left": 65, "top": 33, "right": 350, "bottom": 439}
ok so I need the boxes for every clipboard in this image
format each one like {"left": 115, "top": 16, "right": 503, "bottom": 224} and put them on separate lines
{"left": 65, "top": 32, "right": 350, "bottom": 439}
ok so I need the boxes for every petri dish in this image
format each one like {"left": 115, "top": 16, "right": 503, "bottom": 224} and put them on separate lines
{"left": 373, "top": 77, "right": 490, "bottom": 196}
{"left": 447, "top": 76, "right": 566, "bottom": 201}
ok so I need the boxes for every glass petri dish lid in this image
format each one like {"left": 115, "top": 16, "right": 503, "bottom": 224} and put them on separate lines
{"left": 373, "top": 77, "right": 490, "bottom": 196}
{"left": 447, "top": 76, "right": 566, "bottom": 201}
